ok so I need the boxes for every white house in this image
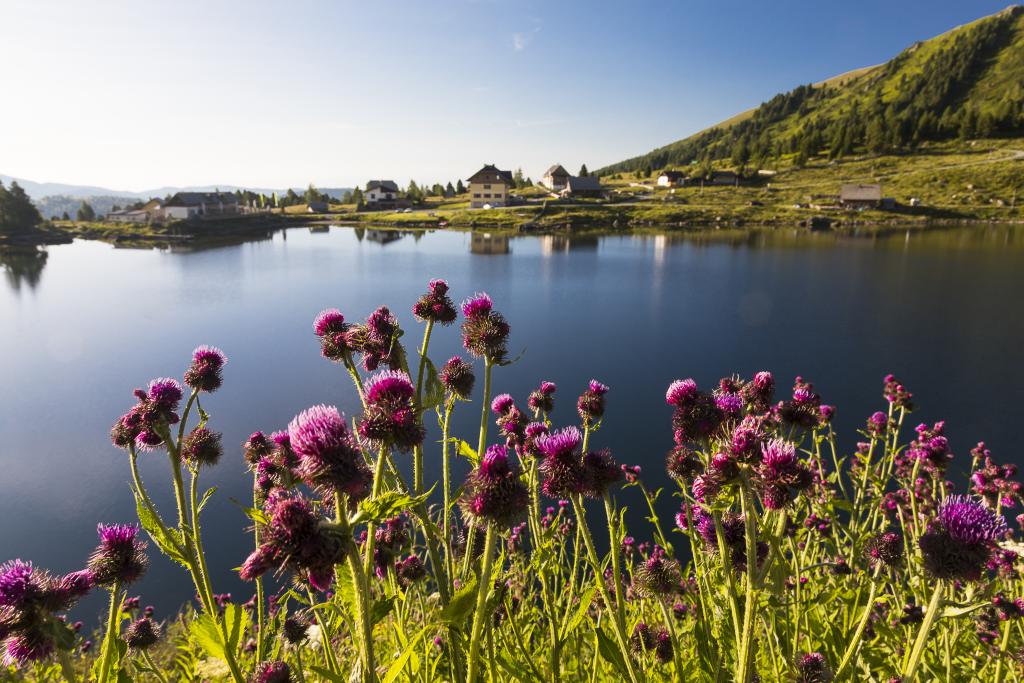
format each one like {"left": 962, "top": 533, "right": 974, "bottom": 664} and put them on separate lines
{"left": 365, "top": 180, "right": 400, "bottom": 204}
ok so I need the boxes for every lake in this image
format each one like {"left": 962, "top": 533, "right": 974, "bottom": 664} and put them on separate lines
{"left": 2, "top": 223, "right": 1023, "bottom": 619}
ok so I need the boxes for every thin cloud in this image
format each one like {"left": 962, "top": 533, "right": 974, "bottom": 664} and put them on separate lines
{"left": 512, "top": 23, "right": 542, "bottom": 51}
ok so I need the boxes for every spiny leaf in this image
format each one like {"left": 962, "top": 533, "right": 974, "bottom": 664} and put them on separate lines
{"left": 438, "top": 577, "right": 479, "bottom": 625}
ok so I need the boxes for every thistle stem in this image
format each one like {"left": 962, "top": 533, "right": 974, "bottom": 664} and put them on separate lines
{"left": 57, "top": 649, "right": 78, "bottom": 683}
{"left": 412, "top": 319, "right": 434, "bottom": 496}
{"left": 97, "top": 583, "right": 122, "bottom": 683}
{"left": 834, "top": 566, "right": 882, "bottom": 679}
{"left": 466, "top": 524, "right": 497, "bottom": 683}
{"left": 902, "top": 580, "right": 944, "bottom": 681}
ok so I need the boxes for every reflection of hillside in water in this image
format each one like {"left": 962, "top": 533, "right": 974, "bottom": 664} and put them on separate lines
{"left": 0, "top": 247, "right": 48, "bottom": 291}
{"left": 628, "top": 224, "right": 1024, "bottom": 252}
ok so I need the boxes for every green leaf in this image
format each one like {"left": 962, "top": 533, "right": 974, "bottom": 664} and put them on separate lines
{"left": 222, "top": 603, "right": 248, "bottom": 655}
{"left": 595, "top": 627, "right": 629, "bottom": 679}
{"left": 420, "top": 356, "right": 445, "bottom": 411}
{"left": 331, "top": 562, "right": 357, "bottom": 620}
{"left": 309, "top": 665, "right": 347, "bottom": 683}
{"left": 133, "top": 492, "right": 189, "bottom": 567}
{"left": 350, "top": 489, "right": 432, "bottom": 525}
{"left": 456, "top": 440, "right": 480, "bottom": 465}
{"left": 230, "top": 498, "right": 270, "bottom": 526}
{"left": 197, "top": 487, "right": 217, "bottom": 514}
{"left": 190, "top": 614, "right": 225, "bottom": 660}
{"left": 561, "top": 586, "right": 597, "bottom": 638}
{"left": 941, "top": 602, "right": 990, "bottom": 618}
{"left": 371, "top": 596, "right": 395, "bottom": 625}
{"left": 438, "top": 577, "right": 478, "bottom": 625}
{"left": 382, "top": 628, "right": 430, "bottom": 683}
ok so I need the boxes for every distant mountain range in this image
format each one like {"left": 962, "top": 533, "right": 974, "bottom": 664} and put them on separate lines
{"left": 0, "top": 174, "right": 353, "bottom": 218}
{"left": 600, "top": 5, "right": 1024, "bottom": 174}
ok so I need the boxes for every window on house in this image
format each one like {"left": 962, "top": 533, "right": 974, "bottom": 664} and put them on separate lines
{"left": 483, "top": 184, "right": 491, "bottom": 190}
{"left": 483, "top": 194, "right": 491, "bottom": 198}
{"left": 473, "top": 193, "right": 481, "bottom": 198}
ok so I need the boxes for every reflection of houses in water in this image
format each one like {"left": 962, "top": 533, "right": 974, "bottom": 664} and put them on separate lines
{"left": 539, "top": 234, "right": 598, "bottom": 254}
{"left": 364, "top": 229, "right": 405, "bottom": 245}
{"left": 0, "top": 247, "right": 48, "bottom": 291}
{"left": 470, "top": 232, "right": 510, "bottom": 254}
{"left": 308, "top": 226, "right": 329, "bottom": 234}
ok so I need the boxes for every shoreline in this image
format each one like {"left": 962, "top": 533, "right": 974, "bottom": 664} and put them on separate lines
{"left": 7, "top": 205, "right": 1018, "bottom": 248}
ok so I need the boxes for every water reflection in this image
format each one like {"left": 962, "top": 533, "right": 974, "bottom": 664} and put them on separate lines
{"left": 539, "top": 234, "right": 599, "bottom": 253}
{"left": 470, "top": 232, "right": 510, "bottom": 254}
{"left": 0, "top": 246, "right": 48, "bottom": 291}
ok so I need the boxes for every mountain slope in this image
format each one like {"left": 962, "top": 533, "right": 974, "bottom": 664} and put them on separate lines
{"left": 599, "top": 5, "right": 1024, "bottom": 175}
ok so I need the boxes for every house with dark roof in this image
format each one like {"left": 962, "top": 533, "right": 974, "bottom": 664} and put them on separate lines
{"left": 840, "top": 184, "right": 882, "bottom": 209}
{"left": 467, "top": 165, "right": 513, "bottom": 208}
{"left": 365, "top": 180, "right": 399, "bottom": 205}
{"left": 559, "top": 175, "right": 606, "bottom": 199}
{"left": 542, "top": 164, "right": 571, "bottom": 192}
{"left": 161, "top": 192, "right": 239, "bottom": 220}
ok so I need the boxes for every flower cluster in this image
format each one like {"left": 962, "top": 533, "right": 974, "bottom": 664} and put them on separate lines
{"left": 347, "top": 306, "right": 405, "bottom": 372}
{"left": 754, "top": 439, "right": 813, "bottom": 510}
{"left": 240, "top": 491, "right": 349, "bottom": 591}
{"left": 0, "top": 560, "right": 93, "bottom": 665}
{"left": 313, "top": 308, "right": 351, "bottom": 362}
{"left": 527, "top": 381, "right": 556, "bottom": 415}
{"left": 110, "top": 378, "right": 183, "bottom": 451}
{"left": 632, "top": 546, "right": 682, "bottom": 597}
{"left": 883, "top": 373, "right": 914, "bottom": 411}
{"left": 577, "top": 380, "right": 609, "bottom": 426}
{"left": 412, "top": 279, "right": 458, "bottom": 325}
{"left": 970, "top": 442, "right": 1021, "bottom": 510}
{"left": 629, "top": 622, "right": 673, "bottom": 664}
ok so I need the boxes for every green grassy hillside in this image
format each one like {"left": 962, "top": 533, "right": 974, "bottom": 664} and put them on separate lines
{"left": 599, "top": 5, "right": 1024, "bottom": 175}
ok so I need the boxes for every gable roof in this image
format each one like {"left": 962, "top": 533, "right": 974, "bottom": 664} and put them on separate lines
{"left": 659, "top": 170, "right": 687, "bottom": 180}
{"left": 840, "top": 184, "right": 882, "bottom": 201}
{"left": 165, "top": 191, "right": 238, "bottom": 207}
{"left": 544, "top": 164, "right": 569, "bottom": 177}
{"left": 366, "top": 180, "right": 399, "bottom": 192}
{"left": 468, "top": 164, "right": 513, "bottom": 184}
{"left": 565, "top": 176, "right": 603, "bottom": 192}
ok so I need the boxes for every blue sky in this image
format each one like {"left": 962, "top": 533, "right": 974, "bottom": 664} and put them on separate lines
{"left": 0, "top": 0, "right": 1014, "bottom": 190}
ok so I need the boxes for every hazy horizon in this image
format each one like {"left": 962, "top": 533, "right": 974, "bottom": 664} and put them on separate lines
{"left": 1, "top": 0, "right": 1014, "bottom": 191}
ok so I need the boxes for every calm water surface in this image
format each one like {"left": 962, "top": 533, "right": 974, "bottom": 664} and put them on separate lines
{"left": 2, "top": 224, "right": 1023, "bottom": 618}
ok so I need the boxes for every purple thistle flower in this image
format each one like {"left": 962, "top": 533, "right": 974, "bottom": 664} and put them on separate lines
{"left": 358, "top": 371, "right": 424, "bottom": 451}
{"left": 0, "top": 561, "right": 37, "bottom": 609}
{"left": 313, "top": 309, "right": 346, "bottom": 337}
{"left": 88, "top": 524, "right": 148, "bottom": 586}
{"left": 347, "top": 306, "right": 405, "bottom": 372}
{"left": 794, "top": 652, "right": 832, "bottom": 683}
{"left": 3, "top": 630, "right": 54, "bottom": 666}
{"left": 527, "top": 381, "right": 556, "bottom": 414}
{"left": 288, "top": 405, "right": 371, "bottom": 500}
{"left": 491, "top": 393, "right": 515, "bottom": 416}
{"left": 920, "top": 495, "right": 1007, "bottom": 581}
{"left": 243, "top": 431, "right": 274, "bottom": 465}
{"left": 181, "top": 427, "right": 223, "bottom": 468}
{"left": 535, "top": 426, "right": 582, "bottom": 459}
{"left": 123, "top": 617, "right": 160, "bottom": 650}
{"left": 865, "top": 531, "right": 903, "bottom": 568}
{"left": 184, "top": 345, "right": 226, "bottom": 393}
{"left": 459, "top": 445, "right": 529, "bottom": 528}
{"left": 654, "top": 629, "right": 673, "bottom": 664}
{"left": 250, "top": 660, "right": 292, "bottom": 683}
{"left": 460, "top": 293, "right": 510, "bottom": 362}
{"left": 938, "top": 495, "right": 1008, "bottom": 545}
{"left": 714, "top": 392, "right": 743, "bottom": 417}
{"left": 577, "top": 380, "right": 609, "bottom": 426}
{"left": 461, "top": 292, "right": 492, "bottom": 318}
{"left": 413, "top": 279, "right": 458, "bottom": 325}
{"left": 396, "top": 555, "right": 426, "bottom": 586}
{"left": 147, "top": 378, "right": 183, "bottom": 411}
{"left": 439, "top": 356, "right": 475, "bottom": 400}
{"left": 633, "top": 547, "right": 682, "bottom": 597}
{"left": 666, "top": 379, "right": 699, "bottom": 407}
{"left": 582, "top": 449, "right": 622, "bottom": 497}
